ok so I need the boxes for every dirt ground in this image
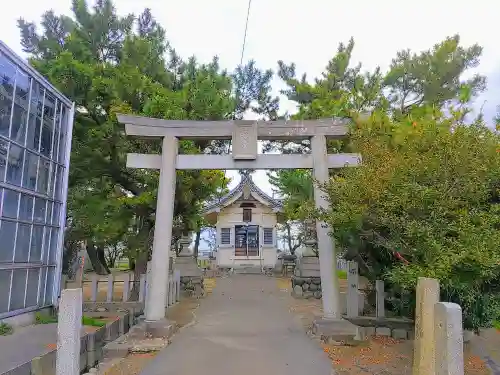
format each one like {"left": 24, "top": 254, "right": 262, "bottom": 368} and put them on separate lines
{"left": 276, "top": 278, "right": 492, "bottom": 375}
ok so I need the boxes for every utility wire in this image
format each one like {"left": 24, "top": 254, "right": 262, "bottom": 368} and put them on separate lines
{"left": 239, "top": 0, "right": 253, "bottom": 66}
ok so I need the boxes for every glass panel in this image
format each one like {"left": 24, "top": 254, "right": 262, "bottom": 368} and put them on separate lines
{"left": 33, "top": 198, "right": 46, "bottom": 223}
{"left": 19, "top": 193, "right": 33, "bottom": 221}
{"left": 49, "top": 227, "right": 58, "bottom": 265}
{"left": 48, "top": 163, "right": 56, "bottom": 196}
{"left": 0, "top": 269, "right": 11, "bottom": 313}
{"left": 10, "top": 269, "right": 27, "bottom": 310}
{"left": 44, "top": 267, "right": 54, "bottom": 306}
{"left": 0, "top": 54, "right": 16, "bottom": 137}
{"left": 0, "top": 138, "right": 7, "bottom": 181}
{"left": 2, "top": 189, "right": 19, "bottom": 218}
{"left": 10, "top": 72, "right": 29, "bottom": 143}
{"left": 55, "top": 165, "right": 64, "bottom": 200}
{"left": 37, "top": 158, "right": 50, "bottom": 194}
{"left": 40, "top": 94, "right": 55, "bottom": 157}
{"left": 58, "top": 106, "right": 67, "bottom": 163}
{"left": 46, "top": 201, "right": 53, "bottom": 224}
{"left": 53, "top": 102, "right": 61, "bottom": 160}
{"left": 52, "top": 202, "right": 60, "bottom": 225}
{"left": 25, "top": 268, "right": 40, "bottom": 308}
{"left": 6, "top": 143, "right": 24, "bottom": 186}
{"left": 26, "top": 83, "right": 43, "bottom": 151}
{"left": 38, "top": 267, "right": 47, "bottom": 306}
{"left": 0, "top": 220, "right": 16, "bottom": 262}
{"left": 30, "top": 225, "right": 44, "bottom": 262}
{"left": 22, "top": 150, "right": 38, "bottom": 190}
{"left": 14, "top": 223, "right": 31, "bottom": 262}
{"left": 43, "top": 227, "right": 51, "bottom": 264}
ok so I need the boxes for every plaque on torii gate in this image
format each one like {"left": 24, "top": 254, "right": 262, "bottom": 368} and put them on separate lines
{"left": 118, "top": 114, "right": 361, "bottom": 330}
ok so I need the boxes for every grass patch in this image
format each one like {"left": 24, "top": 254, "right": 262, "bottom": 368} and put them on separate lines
{"left": 493, "top": 320, "right": 500, "bottom": 330}
{"left": 35, "top": 312, "right": 106, "bottom": 327}
{"left": 0, "top": 322, "right": 13, "bottom": 336}
{"left": 337, "top": 270, "right": 347, "bottom": 279}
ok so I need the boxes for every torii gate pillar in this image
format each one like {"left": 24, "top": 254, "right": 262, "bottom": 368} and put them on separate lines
{"left": 146, "top": 136, "right": 177, "bottom": 322}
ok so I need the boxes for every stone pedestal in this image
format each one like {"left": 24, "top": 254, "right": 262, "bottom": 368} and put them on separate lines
{"left": 312, "top": 318, "right": 359, "bottom": 344}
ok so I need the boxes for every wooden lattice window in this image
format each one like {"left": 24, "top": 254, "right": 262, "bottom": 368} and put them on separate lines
{"left": 220, "top": 228, "right": 231, "bottom": 245}
{"left": 243, "top": 208, "right": 252, "bottom": 222}
{"left": 263, "top": 228, "right": 273, "bottom": 245}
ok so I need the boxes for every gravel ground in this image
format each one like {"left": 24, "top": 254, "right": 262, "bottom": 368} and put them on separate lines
{"left": 277, "top": 277, "right": 492, "bottom": 375}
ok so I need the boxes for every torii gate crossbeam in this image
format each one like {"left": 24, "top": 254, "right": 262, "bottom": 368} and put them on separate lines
{"left": 118, "top": 115, "right": 361, "bottom": 327}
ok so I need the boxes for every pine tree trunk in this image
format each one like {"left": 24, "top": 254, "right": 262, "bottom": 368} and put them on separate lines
{"left": 86, "top": 243, "right": 109, "bottom": 275}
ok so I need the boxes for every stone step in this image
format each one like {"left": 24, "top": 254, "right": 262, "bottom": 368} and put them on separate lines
{"left": 233, "top": 267, "right": 264, "bottom": 275}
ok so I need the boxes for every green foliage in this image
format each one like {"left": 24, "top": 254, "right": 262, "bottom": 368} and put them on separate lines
{"left": 82, "top": 316, "right": 106, "bottom": 327}
{"left": 17, "top": 0, "right": 276, "bottom": 274}
{"left": 0, "top": 322, "right": 13, "bottom": 336}
{"left": 35, "top": 312, "right": 106, "bottom": 327}
{"left": 324, "top": 108, "right": 500, "bottom": 330}
{"left": 35, "top": 312, "right": 58, "bottom": 324}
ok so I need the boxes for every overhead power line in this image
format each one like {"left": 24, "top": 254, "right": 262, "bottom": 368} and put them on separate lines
{"left": 240, "top": 0, "right": 253, "bottom": 66}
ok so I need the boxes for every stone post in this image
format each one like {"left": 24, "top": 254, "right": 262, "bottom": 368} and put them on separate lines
{"left": 146, "top": 135, "right": 178, "bottom": 322}
{"left": 434, "top": 302, "right": 464, "bottom": 375}
{"left": 139, "top": 274, "right": 146, "bottom": 303}
{"left": 90, "top": 275, "right": 98, "bottom": 302}
{"left": 311, "top": 134, "right": 340, "bottom": 319}
{"left": 347, "top": 261, "right": 359, "bottom": 317}
{"left": 174, "top": 269, "right": 181, "bottom": 302}
{"left": 56, "top": 288, "right": 82, "bottom": 375}
{"left": 106, "top": 274, "right": 114, "bottom": 302}
{"left": 122, "top": 273, "right": 130, "bottom": 302}
{"left": 413, "top": 277, "right": 440, "bottom": 375}
{"left": 375, "top": 280, "right": 385, "bottom": 318}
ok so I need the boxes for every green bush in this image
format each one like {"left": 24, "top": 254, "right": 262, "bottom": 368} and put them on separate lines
{"left": 325, "top": 109, "right": 500, "bottom": 331}
{"left": 0, "top": 322, "right": 13, "bottom": 335}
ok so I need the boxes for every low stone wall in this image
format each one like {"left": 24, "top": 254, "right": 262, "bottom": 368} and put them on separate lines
{"left": 2, "top": 312, "right": 132, "bottom": 375}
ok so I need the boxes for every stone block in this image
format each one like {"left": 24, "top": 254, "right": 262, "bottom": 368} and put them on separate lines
{"left": 297, "top": 269, "right": 321, "bottom": 277}
{"left": 354, "top": 326, "right": 375, "bottom": 341}
{"left": 5, "top": 362, "right": 32, "bottom": 375}
{"left": 300, "top": 263, "right": 321, "bottom": 271}
{"left": 312, "top": 318, "right": 358, "bottom": 341}
{"left": 392, "top": 328, "right": 408, "bottom": 340}
{"left": 434, "top": 302, "right": 464, "bottom": 375}
{"left": 102, "top": 341, "right": 130, "bottom": 359}
{"left": 299, "top": 256, "right": 320, "bottom": 264}
{"left": 375, "top": 327, "right": 391, "bottom": 336}
{"left": 31, "top": 350, "right": 57, "bottom": 375}
{"left": 56, "top": 288, "right": 83, "bottom": 375}
{"left": 413, "top": 277, "right": 440, "bottom": 375}
{"left": 292, "top": 285, "right": 303, "bottom": 298}
{"left": 105, "top": 319, "right": 120, "bottom": 343}
{"left": 144, "top": 319, "right": 176, "bottom": 339}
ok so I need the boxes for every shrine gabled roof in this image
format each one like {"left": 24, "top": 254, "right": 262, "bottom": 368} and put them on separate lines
{"left": 201, "top": 174, "right": 283, "bottom": 214}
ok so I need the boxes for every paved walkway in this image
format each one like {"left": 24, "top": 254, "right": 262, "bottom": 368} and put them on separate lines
{"left": 140, "top": 274, "right": 333, "bottom": 375}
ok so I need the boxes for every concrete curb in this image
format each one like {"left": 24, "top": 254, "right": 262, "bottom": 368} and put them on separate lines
{"left": 1, "top": 312, "right": 131, "bottom": 375}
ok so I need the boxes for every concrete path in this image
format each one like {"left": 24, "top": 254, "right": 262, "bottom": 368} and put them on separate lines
{"left": 140, "top": 274, "right": 334, "bottom": 375}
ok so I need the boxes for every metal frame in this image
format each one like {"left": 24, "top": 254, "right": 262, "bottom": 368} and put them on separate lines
{"left": 0, "top": 40, "right": 74, "bottom": 318}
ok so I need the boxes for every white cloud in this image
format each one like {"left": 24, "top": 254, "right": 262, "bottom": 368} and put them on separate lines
{"left": 2, "top": 0, "right": 499, "bottom": 193}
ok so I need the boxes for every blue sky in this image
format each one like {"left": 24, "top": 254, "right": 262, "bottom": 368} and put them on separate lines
{"left": 2, "top": 0, "right": 499, "bottom": 194}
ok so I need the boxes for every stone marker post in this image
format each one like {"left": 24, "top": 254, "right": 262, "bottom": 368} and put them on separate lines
{"left": 413, "top": 277, "right": 440, "bottom": 375}
{"left": 375, "top": 280, "right": 385, "bottom": 318}
{"left": 347, "top": 261, "right": 359, "bottom": 317}
{"left": 56, "top": 288, "right": 82, "bottom": 375}
{"left": 434, "top": 302, "right": 464, "bottom": 375}
{"left": 174, "top": 269, "right": 181, "bottom": 302}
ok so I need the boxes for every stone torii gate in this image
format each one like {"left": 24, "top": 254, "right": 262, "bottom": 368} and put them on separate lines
{"left": 118, "top": 115, "right": 361, "bottom": 329}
